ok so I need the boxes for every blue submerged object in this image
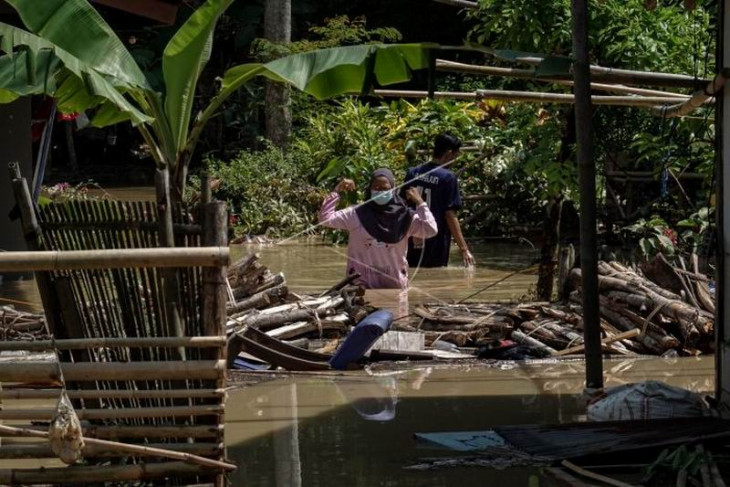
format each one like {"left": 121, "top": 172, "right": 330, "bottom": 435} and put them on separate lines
{"left": 329, "top": 309, "right": 394, "bottom": 370}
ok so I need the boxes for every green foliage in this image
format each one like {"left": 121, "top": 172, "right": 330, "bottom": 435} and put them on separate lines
{"left": 203, "top": 145, "right": 326, "bottom": 237}
{"left": 646, "top": 445, "right": 708, "bottom": 480}
{"left": 623, "top": 215, "right": 678, "bottom": 258}
{"left": 468, "top": 0, "right": 714, "bottom": 74}
{"left": 251, "top": 15, "right": 402, "bottom": 62}
{"left": 0, "top": 0, "right": 434, "bottom": 199}
{"left": 295, "top": 98, "right": 490, "bottom": 195}
{"left": 677, "top": 206, "right": 714, "bottom": 252}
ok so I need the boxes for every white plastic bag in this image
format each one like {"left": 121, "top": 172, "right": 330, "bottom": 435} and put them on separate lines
{"left": 587, "top": 380, "right": 708, "bottom": 421}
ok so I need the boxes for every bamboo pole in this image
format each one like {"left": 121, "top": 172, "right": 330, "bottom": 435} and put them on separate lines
{"left": 435, "top": 59, "right": 691, "bottom": 98}
{"left": 202, "top": 200, "right": 229, "bottom": 483}
{"left": 0, "top": 404, "right": 223, "bottom": 420}
{"left": 433, "top": 0, "right": 478, "bottom": 9}
{"left": 83, "top": 424, "right": 223, "bottom": 440}
{"left": 0, "top": 360, "right": 226, "bottom": 383}
{"left": 373, "top": 89, "right": 692, "bottom": 106}
{"left": 510, "top": 56, "right": 708, "bottom": 89}
{"left": 0, "top": 442, "right": 220, "bottom": 459}
{"left": 651, "top": 69, "right": 729, "bottom": 117}
{"left": 0, "top": 336, "right": 226, "bottom": 351}
{"left": 0, "top": 461, "right": 214, "bottom": 484}
{"left": 0, "top": 388, "right": 226, "bottom": 400}
{"left": 15, "top": 424, "right": 222, "bottom": 439}
{"left": 0, "top": 247, "right": 229, "bottom": 272}
{"left": 0, "top": 423, "right": 235, "bottom": 470}
{"left": 8, "top": 163, "right": 64, "bottom": 336}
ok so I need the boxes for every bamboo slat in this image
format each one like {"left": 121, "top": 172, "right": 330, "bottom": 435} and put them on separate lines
{"left": 0, "top": 388, "right": 225, "bottom": 400}
{"left": 0, "top": 247, "right": 229, "bottom": 272}
{"left": 0, "top": 462, "right": 214, "bottom": 484}
{"left": 0, "top": 336, "right": 227, "bottom": 351}
{"left": 0, "top": 404, "right": 223, "bottom": 420}
{"left": 0, "top": 442, "right": 221, "bottom": 459}
{"left": 82, "top": 424, "right": 223, "bottom": 439}
{"left": 0, "top": 360, "right": 225, "bottom": 382}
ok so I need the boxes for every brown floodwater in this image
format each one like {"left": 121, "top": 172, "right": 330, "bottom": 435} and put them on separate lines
{"left": 225, "top": 357, "right": 714, "bottom": 487}
{"left": 2, "top": 237, "right": 539, "bottom": 315}
{"left": 0, "top": 187, "right": 717, "bottom": 484}
{"left": 235, "top": 239, "right": 539, "bottom": 318}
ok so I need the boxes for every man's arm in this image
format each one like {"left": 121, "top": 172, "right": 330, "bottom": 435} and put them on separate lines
{"left": 445, "top": 210, "right": 475, "bottom": 267}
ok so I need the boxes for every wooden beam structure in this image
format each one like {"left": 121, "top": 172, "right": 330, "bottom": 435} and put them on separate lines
{"left": 651, "top": 69, "right": 729, "bottom": 118}
{"left": 436, "top": 59, "right": 691, "bottom": 98}
{"left": 374, "top": 89, "right": 695, "bottom": 107}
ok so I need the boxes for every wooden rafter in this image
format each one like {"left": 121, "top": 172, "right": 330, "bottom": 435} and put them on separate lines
{"left": 436, "top": 59, "right": 690, "bottom": 98}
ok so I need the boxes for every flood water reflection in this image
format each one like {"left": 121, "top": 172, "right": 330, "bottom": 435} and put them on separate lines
{"left": 226, "top": 357, "right": 714, "bottom": 487}
{"left": 237, "top": 240, "right": 539, "bottom": 317}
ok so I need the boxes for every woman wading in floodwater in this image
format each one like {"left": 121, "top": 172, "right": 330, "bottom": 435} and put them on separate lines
{"left": 319, "top": 168, "right": 438, "bottom": 289}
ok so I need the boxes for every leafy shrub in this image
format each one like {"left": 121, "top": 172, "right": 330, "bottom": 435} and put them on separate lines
{"left": 203, "top": 145, "right": 326, "bottom": 238}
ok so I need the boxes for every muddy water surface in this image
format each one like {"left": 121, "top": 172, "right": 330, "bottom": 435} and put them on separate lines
{"left": 0, "top": 188, "right": 717, "bottom": 485}
{"left": 226, "top": 357, "right": 714, "bottom": 487}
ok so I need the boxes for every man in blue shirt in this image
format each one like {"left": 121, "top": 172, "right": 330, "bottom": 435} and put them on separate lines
{"left": 404, "top": 133, "right": 475, "bottom": 268}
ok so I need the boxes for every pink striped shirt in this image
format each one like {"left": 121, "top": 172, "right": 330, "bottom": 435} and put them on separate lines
{"left": 319, "top": 192, "right": 438, "bottom": 289}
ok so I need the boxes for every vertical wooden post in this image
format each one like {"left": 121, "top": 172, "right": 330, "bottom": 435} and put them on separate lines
{"left": 155, "top": 169, "right": 185, "bottom": 359}
{"left": 427, "top": 49, "right": 437, "bottom": 99}
{"left": 202, "top": 200, "right": 227, "bottom": 486}
{"left": 8, "top": 162, "right": 62, "bottom": 336}
{"left": 557, "top": 244, "right": 575, "bottom": 301}
{"left": 716, "top": 0, "right": 730, "bottom": 407}
{"left": 201, "top": 171, "right": 212, "bottom": 206}
{"left": 571, "top": 0, "right": 603, "bottom": 392}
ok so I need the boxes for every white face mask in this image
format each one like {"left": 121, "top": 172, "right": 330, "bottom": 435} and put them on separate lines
{"left": 371, "top": 189, "right": 393, "bottom": 205}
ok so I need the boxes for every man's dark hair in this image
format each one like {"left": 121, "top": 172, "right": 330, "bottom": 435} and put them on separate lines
{"left": 433, "top": 133, "right": 462, "bottom": 159}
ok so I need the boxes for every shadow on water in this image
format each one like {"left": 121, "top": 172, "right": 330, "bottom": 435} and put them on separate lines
{"left": 226, "top": 357, "right": 714, "bottom": 487}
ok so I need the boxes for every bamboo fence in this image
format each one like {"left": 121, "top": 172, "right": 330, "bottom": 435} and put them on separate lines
{"left": 3, "top": 164, "right": 231, "bottom": 486}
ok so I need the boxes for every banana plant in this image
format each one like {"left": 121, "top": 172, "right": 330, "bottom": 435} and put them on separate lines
{"left": 0, "top": 0, "right": 433, "bottom": 199}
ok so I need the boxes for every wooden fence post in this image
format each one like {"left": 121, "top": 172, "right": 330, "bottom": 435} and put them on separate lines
{"left": 8, "top": 162, "right": 62, "bottom": 336}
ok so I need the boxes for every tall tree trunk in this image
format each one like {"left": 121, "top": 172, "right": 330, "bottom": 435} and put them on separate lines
{"left": 264, "top": 0, "right": 291, "bottom": 149}
{"left": 536, "top": 196, "right": 564, "bottom": 300}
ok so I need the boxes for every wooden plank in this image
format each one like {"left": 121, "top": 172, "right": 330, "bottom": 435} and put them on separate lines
{"left": 90, "top": 0, "right": 180, "bottom": 24}
{"left": 0, "top": 247, "right": 229, "bottom": 272}
{"left": 372, "top": 331, "right": 425, "bottom": 352}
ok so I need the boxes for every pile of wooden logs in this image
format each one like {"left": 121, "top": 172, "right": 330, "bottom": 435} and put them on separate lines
{"left": 569, "top": 256, "right": 714, "bottom": 355}
{"left": 226, "top": 255, "right": 369, "bottom": 347}
{"left": 406, "top": 255, "right": 714, "bottom": 357}
{"left": 0, "top": 306, "right": 49, "bottom": 341}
